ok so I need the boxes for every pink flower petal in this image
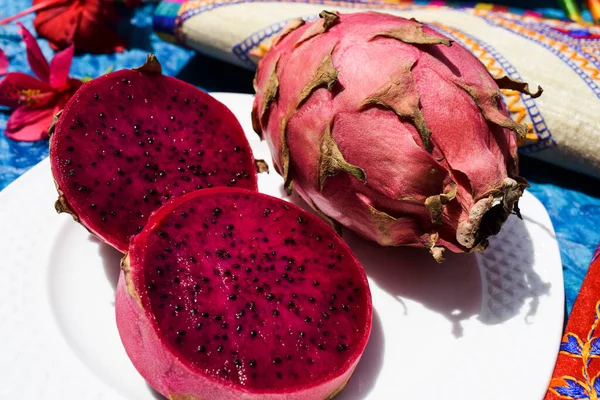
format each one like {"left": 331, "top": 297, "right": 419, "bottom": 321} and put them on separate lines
{"left": 5, "top": 105, "right": 55, "bottom": 141}
{"left": 16, "top": 22, "right": 50, "bottom": 83}
{"left": 49, "top": 44, "right": 74, "bottom": 88}
{"left": 0, "top": 72, "right": 52, "bottom": 109}
{"left": 0, "top": 48, "right": 8, "bottom": 76}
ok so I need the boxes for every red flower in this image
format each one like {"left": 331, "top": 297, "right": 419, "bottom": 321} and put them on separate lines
{"left": 0, "top": 23, "right": 82, "bottom": 141}
{"left": 0, "top": 0, "right": 126, "bottom": 54}
{"left": 34, "top": 0, "right": 125, "bottom": 54}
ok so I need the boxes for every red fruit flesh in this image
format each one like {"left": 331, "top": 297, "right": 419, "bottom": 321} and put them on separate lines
{"left": 50, "top": 56, "right": 257, "bottom": 252}
{"left": 116, "top": 187, "right": 372, "bottom": 399}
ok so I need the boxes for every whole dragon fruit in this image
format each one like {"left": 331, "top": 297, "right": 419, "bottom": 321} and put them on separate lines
{"left": 252, "top": 11, "right": 541, "bottom": 261}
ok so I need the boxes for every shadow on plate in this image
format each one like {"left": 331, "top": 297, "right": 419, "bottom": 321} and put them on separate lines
{"left": 280, "top": 189, "right": 550, "bottom": 338}
{"left": 89, "top": 235, "right": 123, "bottom": 293}
{"left": 474, "top": 216, "right": 551, "bottom": 325}
{"left": 346, "top": 232, "right": 482, "bottom": 338}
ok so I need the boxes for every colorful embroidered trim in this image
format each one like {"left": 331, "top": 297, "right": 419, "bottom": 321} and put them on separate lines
{"left": 476, "top": 10, "right": 600, "bottom": 99}
{"left": 546, "top": 245, "right": 600, "bottom": 400}
{"left": 232, "top": 16, "right": 319, "bottom": 69}
{"left": 549, "top": 301, "right": 600, "bottom": 399}
{"left": 154, "top": 1, "right": 186, "bottom": 43}
{"left": 153, "top": 0, "right": 594, "bottom": 39}
{"left": 177, "top": 0, "right": 417, "bottom": 28}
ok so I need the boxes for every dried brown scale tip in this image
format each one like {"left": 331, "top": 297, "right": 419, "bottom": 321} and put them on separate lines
{"left": 251, "top": 105, "right": 262, "bottom": 137}
{"left": 371, "top": 22, "right": 453, "bottom": 47}
{"left": 296, "top": 47, "right": 339, "bottom": 108}
{"left": 456, "top": 177, "right": 528, "bottom": 250}
{"left": 426, "top": 233, "right": 445, "bottom": 263}
{"left": 54, "top": 194, "right": 78, "bottom": 221}
{"left": 361, "top": 60, "right": 433, "bottom": 152}
{"left": 425, "top": 185, "right": 458, "bottom": 225}
{"left": 319, "top": 11, "right": 340, "bottom": 29}
{"left": 254, "top": 159, "right": 270, "bottom": 174}
{"left": 273, "top": 18, "right": 305, "bottom": 46}
{"left": 455, "top": 80, "right": 528, "bottom": 139}
{"left": 295, "top": 11, "right": 340, "bottom": 47}
{"left": 318, "top": 120, "right": 367, "bottom": 191}
{"left": 429, "top": 246, "right": 445, "bottom": 263}
{"left": 279, "top": 117, "right": 292, "bottom": 195}
{"left": 284, "top": 179, "right": 293, "bottom": 196}
{"left": 133, "top": 54, "right": 163, "bottom": 75}
{"left": 260, "top": 57, "right": 280, "bottom": 121}
{"left": 47, "top": 110, "right": 62, "bottom": 138}
{"left": 493, "top": 75, "right": 543, "bottom": 98}
{"left": 366, "top": 205, "right": 397, "bottom": 247}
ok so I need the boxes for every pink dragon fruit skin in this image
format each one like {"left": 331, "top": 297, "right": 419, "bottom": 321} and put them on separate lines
{"left": 253, "top": 11, "right": 539, "bottom": 261}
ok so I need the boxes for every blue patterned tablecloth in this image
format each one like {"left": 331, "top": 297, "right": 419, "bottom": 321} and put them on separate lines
{"left": 1, "top": 2, "right": 599, "bottom": 317}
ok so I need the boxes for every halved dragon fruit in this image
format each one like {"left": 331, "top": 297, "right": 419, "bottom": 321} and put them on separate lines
{"left": 115, "top": 187, "right": 372, "bottom": 399}
{"left": 50, "top": 55, "right": 258, "bottom": 252}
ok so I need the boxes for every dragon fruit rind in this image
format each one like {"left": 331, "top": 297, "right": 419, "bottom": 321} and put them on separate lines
{"left": 116, "top": 187, "right": 372, "bottom": 400}
{"left": 252, "top": 11, "right": 541, "bottom": 261}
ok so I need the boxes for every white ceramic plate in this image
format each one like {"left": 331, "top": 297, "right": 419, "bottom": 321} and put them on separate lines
{"left": 0, "top": 93, "right": 563, "bottom": 400}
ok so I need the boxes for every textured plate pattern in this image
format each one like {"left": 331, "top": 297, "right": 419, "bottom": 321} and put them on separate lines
{"left": 478, "top": 216, "right": 553, "bottom": 324}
